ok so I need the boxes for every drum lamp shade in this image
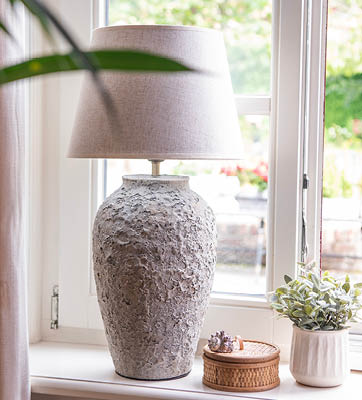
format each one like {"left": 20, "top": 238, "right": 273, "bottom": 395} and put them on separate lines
{"left": 68, "top": 25, "right": 242, "bottom": 160}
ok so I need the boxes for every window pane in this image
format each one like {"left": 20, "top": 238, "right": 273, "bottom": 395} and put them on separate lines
{"left": 108, "top": 0, "right": 272, "bottom": 94}
{"left": 106, "top": 2, "right": 271, "bottom": 296}
{"left": 105, "top": 116, "right": 269, "bottom": 295}
{"left": 322, "top": 0, "right": 362, "bottom": 284}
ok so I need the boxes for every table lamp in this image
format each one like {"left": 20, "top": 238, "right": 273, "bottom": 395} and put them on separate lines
{"left": 69, "top": 25, "right": 242, "bottom": 381}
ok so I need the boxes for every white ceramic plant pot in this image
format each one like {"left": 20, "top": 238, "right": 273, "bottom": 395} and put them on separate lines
{"left": 290, "top": 325, "right": 350, "bottom": 387}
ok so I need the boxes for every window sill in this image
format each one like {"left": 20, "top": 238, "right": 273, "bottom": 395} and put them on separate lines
{"left": 30, "top": 342, "right": 362, "bottom": 400}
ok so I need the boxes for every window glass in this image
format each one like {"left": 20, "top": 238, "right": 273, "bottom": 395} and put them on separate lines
{"left": 108, "top": 0, "right": 272, "bottom": 94}
{"left": 106, "top": 0, "right": 272, "bottom": 295}
{"left": 322, "top": 0, "right": 362, "bottom": 283}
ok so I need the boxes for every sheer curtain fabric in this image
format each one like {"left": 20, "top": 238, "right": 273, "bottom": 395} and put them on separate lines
{"left": 0, "top": 3, "right": 30, "bottom": 399}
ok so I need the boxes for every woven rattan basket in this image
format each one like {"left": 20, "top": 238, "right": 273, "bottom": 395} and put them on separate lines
{"left": 203, "top": 340, "right": 280, "bottom": 392}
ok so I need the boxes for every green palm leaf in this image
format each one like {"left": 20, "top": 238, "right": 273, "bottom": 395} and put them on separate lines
{"left": 0, "top": 50, "right": 192, "bottom": 85}
{"left": 10, "top": 0, "right": 53, "bottom": 41}
{"left": 0, "top": 21, "right": 13, "bottom": 37}
{"left": 0, "top": 0, "right": 192, "bottom": 115}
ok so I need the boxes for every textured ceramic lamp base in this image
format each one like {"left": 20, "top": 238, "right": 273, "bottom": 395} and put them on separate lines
{"left": 93, "top": 175, "right": 217, "bottom": 380}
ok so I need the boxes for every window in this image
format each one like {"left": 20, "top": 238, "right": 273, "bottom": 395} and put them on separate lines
{"left": 106, "top": 0, "right": 272, "bottom": 296}
{"left": 320, "top": 1, "right": 362, "bottom": 340}
{"left": 321, "top": 1, "right": 362, "bottom": 284}
{"left": 28, "top": 0, "right": 328, "bottom": 357}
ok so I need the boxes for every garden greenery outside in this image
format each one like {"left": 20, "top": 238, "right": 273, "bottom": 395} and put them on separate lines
{"left": 110, "top": 0, "right": 362, "bottom": 199}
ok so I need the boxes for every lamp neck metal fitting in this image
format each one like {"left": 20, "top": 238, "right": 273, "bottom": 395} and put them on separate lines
{"left": 149, "top": 160, "right": 164, "bottom": 176}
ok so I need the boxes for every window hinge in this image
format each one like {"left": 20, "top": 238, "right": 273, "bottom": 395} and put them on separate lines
{"left": 50, "top": 285, "right": 59, "bottom": 330}
{"left": 303, "top": 173, "right": 309, "bottom": 189}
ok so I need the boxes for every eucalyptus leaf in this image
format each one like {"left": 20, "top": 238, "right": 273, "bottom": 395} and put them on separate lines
{"left": 271, "top": 303, "right": 284, "bottom": 310}
{"left": 292, "top": 310, "right": 305, "bottom": 318}
{"left": 276, "top": 287, "right": 288, "bottom": 295}
{"left": 342, "top": 282, "right": 350, "bottom": 293}
{"left": 300, "top": 318, "right": 314, "bottom": 325}
{"left": 320, "top": 281, "right": 335, "bottom": 291}
{"left": 304, "top": 305, "right": 313, "bottom": 316}
{"left": 304, "top": 280, "right": 314, "bottom": 289}
{"left": 311, "top": 273, "right": 320, "bottom": 288}
{"left": 270, "top": 293, "right": 279, "bottom": 303}
{"left": 321, "top": 325, "right": 335, "bottom": 331}
{"left": 339, "top": 295, "right": 351, "bottom": 303}
{"left": 317, "top": 300, "right": 327, "bottom": 308}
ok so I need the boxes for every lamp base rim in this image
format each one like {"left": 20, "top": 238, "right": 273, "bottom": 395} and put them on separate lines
{"left": 115, "top": 370, "right": 191, "bottom": 381}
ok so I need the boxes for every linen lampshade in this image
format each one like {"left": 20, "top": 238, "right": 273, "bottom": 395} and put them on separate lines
{"left": 68, "top": 25, "right": 242, "bottom": 160}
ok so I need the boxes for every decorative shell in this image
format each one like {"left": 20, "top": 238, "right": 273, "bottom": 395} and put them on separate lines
{"left": 208, "top": 335, "right": 221, "bottom": 351}
{"left": 208, "top": 330, "right": 234, "bottom": 353}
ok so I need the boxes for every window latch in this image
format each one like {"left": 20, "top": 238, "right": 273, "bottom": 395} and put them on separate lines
{"left": 303, "top": 173, "right": 309, "bottom": 189}
{"left": 301, "top": 173, "right": 309, "bottom": 262}
{"left": 50, "top": 285, "right": 59, "bottom": 330}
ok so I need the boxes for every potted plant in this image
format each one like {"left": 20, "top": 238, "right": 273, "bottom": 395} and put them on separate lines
{"left": 270, "top": 264, "right": 362, "bottom": 387}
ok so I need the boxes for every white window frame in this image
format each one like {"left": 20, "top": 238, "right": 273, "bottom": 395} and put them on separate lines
{"left": 27, "top": 0, "right": 328, "bottom": 359}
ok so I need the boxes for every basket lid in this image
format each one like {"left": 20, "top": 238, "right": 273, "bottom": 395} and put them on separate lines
{"left": 203, "top": 340, "right": 280, "bottom": 364}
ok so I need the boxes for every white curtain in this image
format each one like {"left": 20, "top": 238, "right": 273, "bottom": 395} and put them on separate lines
{"left": 0, "top": 2, "right": 30, "bottom": 399}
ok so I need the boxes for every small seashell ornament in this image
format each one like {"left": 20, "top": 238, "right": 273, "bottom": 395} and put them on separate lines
{"left": 208, "top": 330, "right": 234, "bottom": 353}
{"left": 208, "top": 334, "right": 221, "bottom": 351}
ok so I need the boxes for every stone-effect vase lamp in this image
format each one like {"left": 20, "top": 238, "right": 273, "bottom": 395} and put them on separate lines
{"left": 69, "top": 25, "right": 241, "bottom": 380}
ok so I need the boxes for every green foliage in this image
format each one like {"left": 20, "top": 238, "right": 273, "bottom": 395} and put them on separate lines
{"left": 0, "top": 50, "right": 191, "bottom": 85}
{"left": 325, "top": 74, "right": 362, "bottom": 129}
{"left": 0, "top": 0, "right": 190, "bottom": 86}
{"left": 18, "top": 0, "right": 54, "bottom": 41}
{"left": 270, "top": 265, "right": 362, "bottom": 331}
{"left": 325, "top": 125, "right": 355, "bottom": 148}
{"left": 0, "top": 20, "right": 13, "bottom": 38}
{"left": 326, "top": 0, "right": 362, "bottom": 77}
{"left": 340, "top": 171, "right": 353, "bottom": 197}
{"left": 243, "top": 169, "right": 267, "bottom": 192}
{"left": 324, "top": 1, "right": 362, "bottom": 150}
{"left": 324, "top": 74, "right": 362, "bottom": 151}
{"left": 322, "top": 156, "right": 352, "bottom": 198}
{"left": 220, "top": 161, "right": 268, "bottom": 192}
{"left": 108, "top": 0, "right": 362, "bottom": 147}
{"left": 109, "top": 0, "right": 272, "bottom": 94}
